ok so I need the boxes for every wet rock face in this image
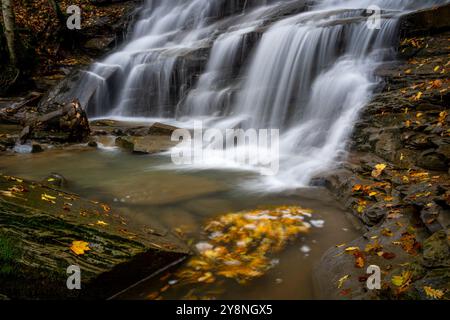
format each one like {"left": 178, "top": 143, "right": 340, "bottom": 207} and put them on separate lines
{"left": 400, "top": 3, "right": 450, "bottom": 37}
{"left": 20, "top": 100, "right": 90, "bottom": 143}
{"left": 351, "top": 28, "right": 450, "bottom": 173}
{"left": 316, "top": 5, "right": 450, "bottom": 300}
{"left": 422, "top": 231, "right": 450, "bottom": 268}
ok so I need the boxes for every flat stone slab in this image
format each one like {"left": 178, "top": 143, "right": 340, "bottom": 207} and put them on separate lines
{"left": 0, "top": 174, "right": 191, "bottom": 299}
{"left": 91, "top": 120, "right": 179, "bottom": 154}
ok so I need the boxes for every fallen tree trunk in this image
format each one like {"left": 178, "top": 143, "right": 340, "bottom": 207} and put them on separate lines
{"left": 19, "top": 99, "right": 91, "bottom": 143}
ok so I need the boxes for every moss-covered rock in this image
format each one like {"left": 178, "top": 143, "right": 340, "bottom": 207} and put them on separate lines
{"left": 0, "top": 174, "right": 191, "bottom": 299}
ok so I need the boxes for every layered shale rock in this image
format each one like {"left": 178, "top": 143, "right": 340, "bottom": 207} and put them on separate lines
{"left": 0, "top": 174, "right": 190, "bottom": 299}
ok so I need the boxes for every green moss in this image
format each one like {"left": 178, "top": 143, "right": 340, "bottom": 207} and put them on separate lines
{"left": 0, "top": 235, "right": 22, "bottom": 276}
{"left": 0, "top": 235, "right": 21, "bottom": 263}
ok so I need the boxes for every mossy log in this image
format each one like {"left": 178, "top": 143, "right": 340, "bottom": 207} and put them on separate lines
{"left": 0, "top": 174, "right": 191, "bottom": 299}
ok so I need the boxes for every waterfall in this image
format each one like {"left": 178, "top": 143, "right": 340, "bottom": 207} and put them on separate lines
{"left": 177, "top": 29, "right": 249, "bottom": 118}
{"left": 72, "top": 0, "right": 449, "bottom": 191}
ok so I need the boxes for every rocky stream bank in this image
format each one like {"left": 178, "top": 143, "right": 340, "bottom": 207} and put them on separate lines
{"left": 315, "top": 5, "right": 450, "bottom": 300}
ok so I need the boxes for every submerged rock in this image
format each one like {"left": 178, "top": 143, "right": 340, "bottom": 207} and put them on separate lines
{"left": 42, "top": 173, "right": 68, "bottom": 188}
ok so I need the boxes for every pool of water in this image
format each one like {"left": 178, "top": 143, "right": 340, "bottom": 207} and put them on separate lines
{"left": 0, "top": 145, "right": 360, "bottom": 299}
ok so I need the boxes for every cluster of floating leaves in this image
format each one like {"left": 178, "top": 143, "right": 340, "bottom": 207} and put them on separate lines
{"left": 149, "top": 206, "right": 312, "bottom": 300}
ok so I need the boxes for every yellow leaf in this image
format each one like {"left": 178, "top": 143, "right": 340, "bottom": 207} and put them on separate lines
{"left": 372, "top": 164, "right": 387, "bottom": 178}
{"left": 41, "top": 193, "right": 56, "bottom": 204}
{"left": 337, "top": 275, "right": 350, "bottom": 289}
{"left": 365, "top": 240, "right": 383, "bottom": 254}
{"left": 434, "top": 66, "right": 440, "bottom": 72}
{"left": 101, "top": 204, "right": 111, "bottom": 212}
{"left": 70, "top": 241, "right": 91, "bottom": 255}
{"left": 198, "top": 272, "right": 215, "bottom": 283}
{"left": 345, "top": 246, "right": 360, "bottom": 253}
{"left": 413, "top": 91, "right": 423, "bottom": 101}
{"left": 423, "top": 286, "right": 445, "bottom": 299}
{"left": 391, "top": 271, "right": 412, "bottom": 287}
{"left": 97, "top": 220, "right": 108, "bottom": 226}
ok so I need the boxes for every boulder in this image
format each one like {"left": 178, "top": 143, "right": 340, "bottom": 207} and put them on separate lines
{"left": 417, "top": 150, "right": 448, "bottom": 171}
{"left": 115, "top": 135, "right": 177, "bottom": 154}
{"left": 31, "top": 142, "right": 43, "bottom": 153}
{"left": 148, "top": 122, "right": 179, "bottom": 136}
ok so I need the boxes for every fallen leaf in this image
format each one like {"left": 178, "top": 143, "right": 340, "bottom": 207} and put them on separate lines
{"left": 70, "top": 241, "right": 91, "bottom": 255}
{"left": 391, "top": 270, "right": 412, "bottom": 287}
{"left": 354, "top": 252, "right": 365, "bottom": 268}
{"left": 381, "top": 252, "right": 396, "bottom": 260}
{"left": 413, "top": 91, "right": 423, "bottom": 101}
{"left": 97, "top": 220, "right": 108, "bottom": 226}
{"left": 337, "top": 275, "right": 350, "bottom": 289}
{"left": 372, "top": 164, "right": 387, "bottom": 178}
{"left": 431, "top": 79, "right": 442, "bottom": 89}
{"left": 365, "top": 240, "right": 383, "bottom": 254}
{"left": 423, "top": 286, "right": 445, "bottom": 299}
{"left": 396, "top": 232, "right": 420, "bottom": 255}
{"left": 41, "top": 193, "right": 56, "bottom": 204}
{"left": 381, "top": 228, "right": 394, "bottom": 237}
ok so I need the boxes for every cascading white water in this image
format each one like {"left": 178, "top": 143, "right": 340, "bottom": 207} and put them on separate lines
{"left": 73, "top": 0, "right": 449, "bottom": 191}
{"left": 178, "top": 29, "right": 249, "bottom": 118}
